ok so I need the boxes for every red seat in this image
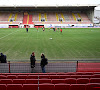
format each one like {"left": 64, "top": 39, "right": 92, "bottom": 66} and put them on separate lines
{"left": 23, "top": 84, "right": 38, "bottom": 90}
{"left": 13, "top": 79, "right": 26, "bottom": 84}
{"left": 86, "top": 83, "right": 100, "bottom": 90}
{"left": 55, "top": 84, "right": 70, "bottom": 90}
{"left": 70, "top": 84, "right": 86, "bottom": 90}
{"left": 93, "top": 74, "right": 100, "bottom": 78}
{"left": 52, "top": 79, "right": 65, "bottom": 84}
{"left": 39, "top": 79, "right": 51, "bottom": 84}
{"left": 39, "top": 75, "right": 50, "bottom": 79}
{"left": 0, "top": 79, "right": 12, "bottom": 84}
{"left": 77, "top": 78, "right": 90, "bottom": 84}
{"left": 39, "top": 84, "right": 54, "bottom": 90}
{"left": 0, "top": 75, "right": 7, "bottom": 79}
{"left": 17, "top": 75, "right": 28, "bottom": 79}
{"left": 7, "top": 84, "right": 22, "bottom": 90}
{"left": 65, "top": 78, "right": 76, "bottom": 84}
{"left": 59, "top": 75, "right": 70, "bottom": 79}
{"left": 49, "top": 75, "right": 59, "bottom": 79}
{"left": 26, "top": 79, "right": 38, "bottom": 84}
{"left": 90, "top": 78, "right": 100, "bottom": 83}
{"left": 70, "top": 75, "right": 81, "bottom": 78}
{"left": 66, "top": 72, "right": 76, "bottom": 75}
{"left": 81, "top": 75, "right": 92, "bottom": 78}
{"left": 7, "top": 75, "right": 16, "bottom": 79}
{"left": 0, "top": 84, "right": 6, "bottom": 90}
{"left": 27, "top": 75, "right": 38, "bottom": 79}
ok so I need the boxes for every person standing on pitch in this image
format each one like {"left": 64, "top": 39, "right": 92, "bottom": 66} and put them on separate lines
{"left": 40, "top": 53, "right": 48, "bottom": 73}
{"left": 60, "top": 28, "right": 62, "bottom": 33}
{"left": 30, "top": 52, "right": 36, "bottom": 72}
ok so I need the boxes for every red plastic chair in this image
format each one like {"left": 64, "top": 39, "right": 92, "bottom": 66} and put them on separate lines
{"left": 7, "top": 84, "right": 22, "bottom": 90}
{"left": 7, "top": 75, "right": 16, "bottom": 79}
{"left": 0, "top": 79, "right": 12, "bottom": 84}
{"left": 65, "top": 78, "right": 76, "bottom": 84}
{"left": 39, "top": 84, "right": 54, "bottom": 90}
{"left": 23, "top": 84, "right": 38, "bottom": 90}
{"left": 0, "top": 84, "right": 6, "bottom": 90}
{"left": 77, "top": 78, "right": 90, "bottom": 84}
{"left": 26, "top": 79, "right": 38, "bottom": 84}
{"left": 27, "top": 75, "right": 38, "bottom": 79}
{"left": 55, "top": 84, "right": 70, "bottom": 90}
{"left": 13, "top": 79, "right": 26, "bottom": 84}
{"left": 70, "top": 84, "right": 86, "bottom": 90}
{"left": 52, "top": 79, "right": 65, "bottom": 84}
{"left": 39, "top": 79, "right": 51, "bottom": 84}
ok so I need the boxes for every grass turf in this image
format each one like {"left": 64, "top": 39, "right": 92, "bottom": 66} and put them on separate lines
{"left": 0, "top": 28, "right": 100, "bottom": 62}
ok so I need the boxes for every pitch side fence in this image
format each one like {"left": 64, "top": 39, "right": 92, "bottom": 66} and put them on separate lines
{"left": 0, "top": 60, "right": 100, "bottom": 73}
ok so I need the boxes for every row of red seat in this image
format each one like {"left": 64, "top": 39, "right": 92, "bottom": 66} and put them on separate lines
{"left": 0, "top": 74, "right": 100, "bottom": 79}
{"left": 1, "top": 72, "right": 100, "bottom": 75}
{"left": 0, "top": 83, "right": 100, "bottom": 90}
{"left": 0, "top": 78, "right": 100, "bottom": 84}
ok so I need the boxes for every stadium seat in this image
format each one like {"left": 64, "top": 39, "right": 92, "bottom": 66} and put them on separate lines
{"left": 26, "top": 79, "right": 38, "bottom": 84}
{"left": 7, "top": 75, "right": 17, "bottom": 79}
{"left": 27, "top": 75, "right": 38, "bottom": 79}
{"left": 17, "top": 75, "right": 28, "bottom": 79}
{"left": 70, "top": 75, "right": 82, "bottom": 78}
{"left": 39, "top": 75, "right": 50, "bottom": 79}
{"left": 65, "top": 78, "right": 76, "bottom": 84}
{"left": 66, "top": 72, "right": 76, "bottom": 75}
{"left": 59, "top": 75, "right": 70, "bottom": 79}
{"left": 90, "top": 78, "right": 100, "bottom": 83}
{"left": 55, "top": 84, "right": 70, "bottom": 90}
{"left": 0, "top": 79, "right": 12, "bottom": 84}
{"left": 7, "top": 84, "right": 23, "bottom": 90}
{"left": 81, "top": 75, "right": 92, "bottom": 78}
{"left": 86, "top": 83, "right": 100, "bottom": 90}
{"left": 93, "top": 74, "right": 100, "bottom": 78}
{"left": 0, "top": 84, "right": 6, "bottom": 90}
{"left": 13, "top": 79, "right": 26, "bottom": 84}
{"left": 49, "top": 75, "right": 59, "bottom": 79}
{"left": 23, "top": 84, "right": 38, "bottom": 90}
{"left": 0, "top": 75, "right": 7, "bottom": 79}
{"left": 39, "top": 84, "right": 54, "bottom": 90}
{"left": 52, "top": 79, "right": 65, "bottom": 84}
{"left": 70, "top": 84, "right": 86, "bottom": 90}
{"left": 39, "top": 79, "right": 51, "bottom": 84}
{"left": 77, "top": 78, "right": 90, "bottom": 84}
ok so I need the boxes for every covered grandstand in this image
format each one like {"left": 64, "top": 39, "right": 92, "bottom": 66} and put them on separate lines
{"left": 0, "top": 0, "right": 100, "bottom": 28}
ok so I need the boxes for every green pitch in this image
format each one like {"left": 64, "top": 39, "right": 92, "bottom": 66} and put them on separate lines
{"left": 0, "top": 28, "right": 100, "bottom": 62}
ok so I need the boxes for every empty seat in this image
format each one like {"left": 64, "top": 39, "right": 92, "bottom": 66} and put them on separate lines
{"left": 86, "top": 83, "right": 100, "bottom": 90}
{"left": 13, "top": 79, "right": 26, "bottom": 84}
{"left": 23, "top": 84, "right": 38, "bottom": 90}
{"left": 0, "top": 75, "right": 7, "bottom": 79}
{"left": 70, "top": 75, "right": 81, "bottom": 78}
{"left": 93, "top": 74, "right": 100, "bottom": 78}
{"left": 49, "top": 75, "right": 59, "bottom": 79}
{"left": 26, "top": 79, "right": 38, "bottom": 84}
{"left": 39, "top": 84, "right": 54, "bottom": 90}
{"left": 39, "top": 75, "right": 50, "bottom": 79}
{"left": 65, "top": 78, "right": 76, "bottom": 84}
{"left": 77, "top": 78, "right": 90, "bottom": 84}
{"left": 90, "top": 78, "right": 100, "bottom": 83}
{"left": 59, "top": 75, "right": 70, "bottom": 79}
{"left": 0, "top": 79, "right": 12, "bottom": 84}
{"left": 27, "top": 75, "right": 38, "bottom": 79}
{"left": 55, "top": 84, "right": 70, "bottom": 90}
{"left": 7, "top": 84, "right": 22, "bottom": 90}
{"left": 52, "top": 79, "right": 65, "bottom": 84}
{"left": 17, "top": 75, "right": 28, "bottom": 79}
{"left": 66, "top": 72, "right": 76, "bottom": 75}
{"left": 39, "top": 79, "right": 51, "bottom": 84}
{"left": 7, "top": 75, "right": 16, "bottom": 79}
{"left": 0, "top": 84, "right": 6, "bottom": 90}
{"left": 70, "top": 84, "right": 86, "bottom": 90}
{"left": 81, "top": 75, "right": 92, "bottom": 78}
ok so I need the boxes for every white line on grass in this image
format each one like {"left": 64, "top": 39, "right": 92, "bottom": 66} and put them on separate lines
{"left": 0, "top": 30, "right": 19, "bottom": 40}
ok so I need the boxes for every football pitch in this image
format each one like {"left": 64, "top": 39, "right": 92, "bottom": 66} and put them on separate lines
{"left": 0, "top": 28, "right": 100, "bottom": 62}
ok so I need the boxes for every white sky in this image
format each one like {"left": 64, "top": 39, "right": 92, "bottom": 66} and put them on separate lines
{"left": 0, "top": 0, "right": 100, "bottom": 6}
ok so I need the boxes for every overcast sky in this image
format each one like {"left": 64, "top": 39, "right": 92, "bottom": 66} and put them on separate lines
{"left": 0, "top": 0, "right": 100, "bottom": 6}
